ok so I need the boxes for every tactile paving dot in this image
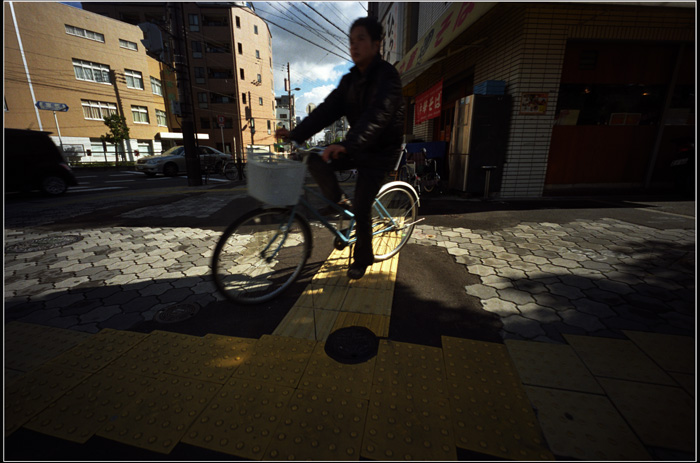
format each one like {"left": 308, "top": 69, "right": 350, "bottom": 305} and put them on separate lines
{"left": 263, "top": 389, "right": 368, "bottom": 461}
{"left": 47, "top": 328, "right": 148, "bottom": 374}
{"left": 107, "top": 330, "right": 202, "bottom": 377}
{"left": 361, "top": 385, "right": 457, "bottom": 461}
{"left": 563, "top": 334, "right": 675, "bottom": 385}
{"left": 96, "top": 373, "right": 222, "bottom": 454}
{"left": 298, "top": 342, "right": 376, "bottom": 400}
{"left": 373, "top": 339, "right": 447, "bottom": 395}
{"left": 504, "top": 339, "right": 603, "bottom": 393}
{"left": 597, "top": 377, "right": 695, "bottom": 453}
{"left": 182, "top": 378, "right": 294, "bottom": 459}
{"left": 524, "top": 385, "right": 651, "bottom": 460}
{"left": 24, "top": 368, "right": 153, "bottom": 443}
{"left": 622, "top": 330, "right": 695, "bottom": 374}
{"left": 5, "top": 364, "right": 91, "bottom": 437}
{"left": 234, "top": 335, "right": 316, "bottom": 388}
{"left": 4, "top": 322, "right": 93, "bottom": 372}
{"left": 441, "top": 336, "right": 554, "bottom": 460}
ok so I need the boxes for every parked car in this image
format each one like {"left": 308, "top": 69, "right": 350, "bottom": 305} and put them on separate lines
{"left": 136, "top": 145, "right": 231, "bottom": 177}
{"left": 5, "top": 128, "right": 78, "bottom": 196}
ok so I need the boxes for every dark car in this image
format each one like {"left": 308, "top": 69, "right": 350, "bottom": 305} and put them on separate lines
{"left": 5, "top": 128, "right": 78, "bottom": 196}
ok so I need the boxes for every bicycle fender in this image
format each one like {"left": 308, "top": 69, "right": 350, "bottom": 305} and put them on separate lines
{"left": 379, "top": 181, "right": 421, "bottom": 206}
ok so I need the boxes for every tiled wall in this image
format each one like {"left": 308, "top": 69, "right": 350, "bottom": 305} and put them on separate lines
{"left": 417, "top": 2, "right": 451, "bottom": 38}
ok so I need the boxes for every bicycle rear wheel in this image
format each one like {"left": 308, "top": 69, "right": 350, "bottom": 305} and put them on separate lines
{"left": 223, "top": 162, "right": 238, "bottom": 181}
{"left": 371, "top": 184, "right": 418, "bottom": 261}
{"left": 335, "top": 170, "right": 353, "bottom": 182}
{"left": 212, "top": 208, "right": 312, "bottom": 304}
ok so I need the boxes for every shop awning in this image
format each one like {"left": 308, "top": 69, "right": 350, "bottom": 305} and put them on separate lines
{"left": 157, "top": 132, "right": 210, "bottom": 140}
{"left": 397, "top": 2, "right": 495, "bottom": 86}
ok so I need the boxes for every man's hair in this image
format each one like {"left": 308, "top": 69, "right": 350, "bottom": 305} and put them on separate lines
{"left": 350, "top": 16, "right": 383, "bottom": 42}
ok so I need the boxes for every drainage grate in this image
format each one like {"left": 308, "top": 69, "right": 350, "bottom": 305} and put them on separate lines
{"left": 5, "top": 235, "right": 83, "bottom": 253}
{"left": 154, "top": 303, "right": 200, "bottom": 324}
{"left": 324, "top": 326, "right": 379, "bottom": 364}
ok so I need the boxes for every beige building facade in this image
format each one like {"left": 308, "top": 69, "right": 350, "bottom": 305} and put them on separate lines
{"left": 4, "top": 1, "right": 175, "bottom": 161}
{"left": 82, "top": 2, "right": 277, "bottom": 159}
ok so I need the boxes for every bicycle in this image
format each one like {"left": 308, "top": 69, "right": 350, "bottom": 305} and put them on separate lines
{"left": 418, "top": 157, "right": 441, "bottom": 194}
{"left": 211, "top": 145, "right": 421, "bottom": 304}
{"left": 223, "top": 159, "right": 246, "bottom": 181}
{"left": 335, "top": 169, "right": 356, "bottom": 183}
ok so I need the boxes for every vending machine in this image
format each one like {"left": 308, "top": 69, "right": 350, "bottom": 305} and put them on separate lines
{"left": 447, "top": 94, "right": 511, "bottom": 195}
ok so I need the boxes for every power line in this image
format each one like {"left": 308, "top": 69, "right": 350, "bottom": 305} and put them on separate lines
{"left": 301, "top": 2, "right": 349, "bottom": 39}
{"left": 258, "top": 15, "right": 351, "bottom": 63}
{"left": 287, "top": 3, "right": 349, "bottom": 55}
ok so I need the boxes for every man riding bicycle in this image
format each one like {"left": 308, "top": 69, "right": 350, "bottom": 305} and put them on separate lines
{"left": 276, "top": 16, "right": 405, "bottom": 280}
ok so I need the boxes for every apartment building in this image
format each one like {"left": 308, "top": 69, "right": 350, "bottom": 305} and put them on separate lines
{"left": 83, "top": 2, "right": 277, "bottom": 159}
{"left": 4, "top": 1, "right": 175, "bottom": 161}
{"left": 369, "top": 2, "right": 694, "bottom": 197}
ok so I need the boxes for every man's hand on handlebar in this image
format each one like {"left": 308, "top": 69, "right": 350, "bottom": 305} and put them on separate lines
{"left": 322, "top": 144, "right": 346, "bottom": 163}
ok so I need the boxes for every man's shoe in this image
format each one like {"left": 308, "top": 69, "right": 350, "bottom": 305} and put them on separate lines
{"left": 347, "top": 263, "right": 368, "bottom": 280}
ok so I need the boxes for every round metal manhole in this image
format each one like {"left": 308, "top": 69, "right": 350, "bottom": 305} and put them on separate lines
{"left": 5, "top": 235, "right": 83, "bottom": 253}
{"left": 324, "top": 326, "right": 379, "bottom": 364}
{"left": 154, "top": 303, "right": 200, "bottom": 324}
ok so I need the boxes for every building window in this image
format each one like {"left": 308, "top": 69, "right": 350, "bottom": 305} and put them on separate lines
{"left": 194, "top": 67, "right": 205, "bottom": 83}
{"left": 132, "top": 106, "right": 149, "bottom": 124}
{"left": 65, "top": 24, "right": 104, "bottom": 42}
{"left": 124, "top": 69, "right": 144, "bottom": 89}
{"left": 255, "top": 49, "right": 260, "bottom": 59}
{"left": 240, "top": 68, "right": 245, "bottom": 80}
{"left": 189, "top": 14, "right": 199, "bottom": 31}
{"left": 267, "top": 120, "right": 271, "bottom": 135}
{"left": 81, "top": 100, "right": 117, "bottom": 120}
{"left": 209, "top": 68, "right": 233, "bottom": 79}
{"left": 205, "top": 42, "right": 230, "bottom": 53}
{"left": 238, "top": 43, "right": 243, "bottom": 54}
{"left": 210, "top": 93, "right": 236, "bottom": 104}
{"left": 200, "top": 117, "right": 211, "bottom": 129}
{"left": 242, "top": 93, "right": 247, "bottom": 104}
{"left": 203, "top": 14, "right": 227, "bottom": 26}
{"left": 119, "top": 39, "right": 138, "bottom": 51}
{"left": 150, "top": 76, "right": 163, "bottom": 95}
{"left": 259, "top": 97, "right": 263, "bottom": 106}
{"left": 119, "top": 12, "right": 139, "bottom": 25}
{"left": 73, "top": 59, "right": 110, "bottom": 84}
{"left": 191, "top": 41, "right": 202, "bottom": 58}
{"left": 254, "top": 25, "right": 258, "bottom": 35}
{"left": 236, "top": 16, "right": 241, "bottom": 28}
{"left": 198, "top": 92, "right": 208, "bottom": 109}
{"left": 156, "top": 109, "right": 167, "bottom": 126}
{"left": 144, "top": 13, "right": 166, "bottom": 26}
{"left": 257, "top": 74, "right": 262, "bottom": 83}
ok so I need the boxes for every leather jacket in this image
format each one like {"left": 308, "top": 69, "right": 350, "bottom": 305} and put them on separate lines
{"left": 288, "top": 54, "right": 405, "bottom": 170}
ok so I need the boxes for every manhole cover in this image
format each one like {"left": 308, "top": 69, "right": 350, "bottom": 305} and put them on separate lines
{"left": 324, "top": 326, "right": 379, "bottom": 364}
{"left": 154, "top": 303, "right": 200, "bottom": 324}
{"left": 5, "top": 235, "right": 83, "bottom": 253}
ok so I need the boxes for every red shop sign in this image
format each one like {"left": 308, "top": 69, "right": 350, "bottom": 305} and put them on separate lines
{"left": 414, "top": 80, "right": 443, "bottom": 125}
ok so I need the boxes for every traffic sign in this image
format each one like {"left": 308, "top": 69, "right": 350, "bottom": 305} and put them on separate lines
{"left": 36, "top": 101, "right": 69, "bottom": 112}
{"left": 217, "top": 115, "right": 225, "bottom": 127}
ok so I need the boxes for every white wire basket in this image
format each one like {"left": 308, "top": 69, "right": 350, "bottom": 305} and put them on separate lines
{"left": 247, "top": 154, "right": 307, "bottom": 206}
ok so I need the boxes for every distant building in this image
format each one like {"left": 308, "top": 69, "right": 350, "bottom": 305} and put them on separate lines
{"left": 4, "top": 2, "right": 174, "bottom": 161}
{"left": 83, "top": 2, "right": 277, "bottom": 158}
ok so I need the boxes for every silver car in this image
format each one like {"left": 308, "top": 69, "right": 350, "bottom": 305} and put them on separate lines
{"left": 136, "top": 145, "right": 231, "bottom": 177}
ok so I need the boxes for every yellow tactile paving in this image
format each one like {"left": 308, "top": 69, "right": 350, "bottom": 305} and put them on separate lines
{"left": 272, "top": 306, "right": 339, "bottom": 340}
{"left": 669, "top": 372, "right": 695, "bottom": 397}
{"left": 524, "top": 385, "right": 651, "bottom": 460}
{"left": 441, "top": 336, "right": 554, "bottom": 460}
{"left": 5, "top": 368, "right": 26, "bottom": 386}
{"left": 331, "top": 312, "right": 390, "bottom": 338}
{"left": 563, "top": 334, "right": 676, "bottom": 385}
{"left": 96, "top": 373, "right": 222, "bottom": 454}
{"left": 292, "top": 284, "right": 349, "bottom": 311}
{"left": 24, "top": 368, "right": 153, "bottom": 443}
{"left": 47, "top": 328, "right": 147, "bottom": 374}
{"left": 373, "top": 339, "right": 447, "bottom": 395}
{"left": 505, "top": 339, "right": 603, "bottom": 393}
{"left": 233, "top": 335, "right": 316, "bottom": 388}
{"left": 339, "top": 287, "right": 393, "bottom": 315}
{"left": 597, "top": 377, "right": 695, "bottom": 453}
{"left": 5, "top": 364, "right": 92, "bottom": 437}
{"left": 263, "top": 389, "right": 368, "bottom": 460}
{"left": 297, "top": 342, "right": 376, "bottom": 400}
{"left": 622, "top": 330, "right": 695, "bottom": 374}
{"left": 349, "top": 255, "right": 399, "bottom": 290}
{"left": 182, "top": 378, "right": 295, "bottom": 460}
{"left": 361, "top": 385, "right": 457, "bottom": 461}
{"left": 4, "top": 321, "right": 92, "bottom": 372}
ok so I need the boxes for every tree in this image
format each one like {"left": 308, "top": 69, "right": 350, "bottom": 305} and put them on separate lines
{"left": 102, "top": 114, "right": 130, "bottom": 164}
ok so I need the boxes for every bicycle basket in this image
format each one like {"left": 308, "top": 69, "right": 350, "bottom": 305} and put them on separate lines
{"left": 247, "top": 154, "right": 307, "bottom": 206}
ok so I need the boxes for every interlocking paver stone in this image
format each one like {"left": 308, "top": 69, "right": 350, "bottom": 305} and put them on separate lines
{"left": 464, "top": 284, "right": 499, "bottom": 300}
{"left": 482, "top": 298, "right": 519, "bottom": 316}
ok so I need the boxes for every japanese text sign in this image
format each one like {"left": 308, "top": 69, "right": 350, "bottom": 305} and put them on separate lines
{"left": 414, "top": 80, "right": 443, "bottom": 125}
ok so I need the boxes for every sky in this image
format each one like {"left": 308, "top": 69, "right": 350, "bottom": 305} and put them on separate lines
{"left": 61, "top": 1, "right": 367, "bottom": 130}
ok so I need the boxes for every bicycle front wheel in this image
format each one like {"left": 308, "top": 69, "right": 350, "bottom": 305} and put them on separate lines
{"left": 371, "top": 184, "right": 418, "bottom": 261}
{"left": 335, "top": 170, "right": 353, "bottom": 182}
{"left": 223, "top": 162, "right": 238, "bottom": 181}
{"left": 212, "top": 208, "right": 312, "bottom": 304}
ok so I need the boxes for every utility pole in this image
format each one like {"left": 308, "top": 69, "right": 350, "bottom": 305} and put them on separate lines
{"left": 248, "top": 90, "right": 254, "bottom": 147}
{"left": 167, "top": 2, "right": 201, "bottom": 186}
{"left": 287, "top": 62, "right": 293, "bottom": 130}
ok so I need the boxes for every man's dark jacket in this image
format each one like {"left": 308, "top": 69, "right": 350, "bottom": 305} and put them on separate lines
{"left": 289, "top": 55, "right": 405, "bottom": 170}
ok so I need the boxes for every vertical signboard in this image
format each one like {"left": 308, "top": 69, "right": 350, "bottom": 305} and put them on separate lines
{"left": 381, "top": 3, "right": 403, "bottom": 64}
{"left": 414, "top": 80, "right": 443, "bottom": 125}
